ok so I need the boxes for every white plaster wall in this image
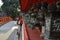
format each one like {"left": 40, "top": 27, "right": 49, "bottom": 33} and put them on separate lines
{"left": 0, "top": 21, "right": 18, "bottom": 40}
{"left": 7, "top": 29, "right": 18, "bottom": 40}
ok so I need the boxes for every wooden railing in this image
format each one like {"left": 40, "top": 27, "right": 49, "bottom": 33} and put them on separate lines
{"left": 0, "top": 16, "right": 13, "bottom": 26}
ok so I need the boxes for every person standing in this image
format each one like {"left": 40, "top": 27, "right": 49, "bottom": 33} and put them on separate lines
{"left": 17, "top": 16, "right": 23, "bottom": 40}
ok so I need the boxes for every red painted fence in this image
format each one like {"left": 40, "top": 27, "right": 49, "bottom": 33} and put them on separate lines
{"left": 22, "top": 18, "right": 29, "bottom": 40}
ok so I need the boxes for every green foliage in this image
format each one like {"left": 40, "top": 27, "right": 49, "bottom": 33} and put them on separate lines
{"left": 1, "top": 0, "right": 20, "bottom": 18}
{"left": 0, "top": 8, "right": 2, "bottom": 12}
